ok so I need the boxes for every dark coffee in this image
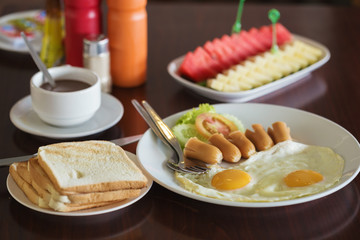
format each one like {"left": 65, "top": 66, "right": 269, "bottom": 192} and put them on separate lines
{"left": 40, "top": 79, "right": 91, "bottom": 92}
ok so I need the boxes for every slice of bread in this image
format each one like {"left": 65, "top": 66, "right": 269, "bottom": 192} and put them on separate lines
{"left": 9, "top": 162, "right": 49, "bottom": 208}
{"left": 29, "top": 157, "right": 141, "bottom": 205}
{"left": 48, "top": 199, "right": 121, "bottom": 212}
{"left": 10, "top": 160, "right": 141, "bottom": 212}
{"left": 9, "top": 140, "right": 149, "bottom": 212}
{"left": 37, "top": 140, "right": 148, "bottom": 193}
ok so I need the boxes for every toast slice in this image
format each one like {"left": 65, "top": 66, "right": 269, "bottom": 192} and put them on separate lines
{"left": 37, "top": 140, "right": 148, "bottom": 193}
{"left": 9, "top": 162, "right": 48, "bottom": 208}
{"left": 10, "top": 161, "right": 132, "bottom": 212}
{"left": 29, "top": 157, "right": 142, "bottom": 205}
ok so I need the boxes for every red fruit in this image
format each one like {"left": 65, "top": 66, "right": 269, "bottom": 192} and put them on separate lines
{"left": 256, "top": 26, "right": 273, "bottom": 49}
{"left": 230, "top": 33, "right": 258, "bottom": 56}
{"left": 204, "top": 40, "right": 233, "bottom": 69}
{"left": 275, "top": 23, "right": 293, "bottom": 44}
{"left": 179, "top": 47, "right": 220, "bottom": 82}
{"left": 220, "top": 35, "right": 247, "bottom": 62}
{"left": 241, "top": 29, "right": 267, "bottom": 53}
{"left": 213, "top": 38, "right": 239, "bottom": 64}
{"left": 178, "top": 23, "right": 293, "bottom": 82}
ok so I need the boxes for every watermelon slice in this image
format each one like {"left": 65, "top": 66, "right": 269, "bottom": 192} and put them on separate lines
{"left": 178, "top": 23, "right": 293, "bottom": 82}
{"left": 230, "top": 33, "right": 258, "bottom": 56}
{"left": 204, "top": 40, "right": 233, "bottom": 69}
{"left": 213, "top": 38, "right": 239, "bottom": 64}
{"left": 179, "top": 47, "right": 221, "bottom": 82}
{"left": 275, "top": 23, "right": 293, "bottom": 44}
{"left": 254, "top": 26, "right": 273, "bottom": 49}
{"left": 220, "top": 35, "right": 248, "bottom": 62}
{"left": 240, "top": 29, "right": 268, "bottom": 53}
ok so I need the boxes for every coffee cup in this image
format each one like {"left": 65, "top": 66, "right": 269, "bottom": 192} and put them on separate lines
{"left": 30, "top": 65, "right": 101, "bottom": 127}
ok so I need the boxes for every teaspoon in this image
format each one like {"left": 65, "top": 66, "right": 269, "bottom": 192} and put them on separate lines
{"left": 20, "top": 32, "right": 56, "bottom": 88}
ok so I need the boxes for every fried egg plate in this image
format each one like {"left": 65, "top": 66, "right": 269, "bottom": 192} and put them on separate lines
{"left": 175, "top": 140, "right": 344, "bottom": 202}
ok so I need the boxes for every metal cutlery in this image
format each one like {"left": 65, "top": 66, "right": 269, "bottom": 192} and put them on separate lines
{"left": 21, "top": 32, "right": 56, "bottom": 88}
{"left": 0, "top": 134, "right": 143, "bottom": 167}
{"left": 132, "top": 99, "right": 208, "bottom": 174}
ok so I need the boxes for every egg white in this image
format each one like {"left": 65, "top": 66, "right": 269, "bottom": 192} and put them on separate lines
{"left": 175, "top": 140, "right": 344, "bottom": 202}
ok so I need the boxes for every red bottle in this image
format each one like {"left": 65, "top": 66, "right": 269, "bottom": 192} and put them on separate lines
{"left": 64, "top": 0, "right": 102, "bottom": 67}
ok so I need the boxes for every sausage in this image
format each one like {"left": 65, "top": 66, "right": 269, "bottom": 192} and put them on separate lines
{"left": 267, "top": 121, "right": 292, "bottom": 144}
{"left": 227, "top": 131, "right": 256, "bottom": 159}
{"left": 209, "top": 133, "right": 241, "bottom": 163}
{"left": 245, "top": 124, "right": 274, "bottom": 151}
{"left": 184, "top": 137, "right": 223, "bottom": 164}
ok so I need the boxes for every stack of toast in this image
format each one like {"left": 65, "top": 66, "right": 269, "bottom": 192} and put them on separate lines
{"left": 9, "top": 140, "right": 148, "bottom": 212}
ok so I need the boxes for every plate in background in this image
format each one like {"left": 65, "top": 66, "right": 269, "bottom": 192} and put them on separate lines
{"left": 0, "top": 10, "right": 43, "bottom": 53}
{"left": 167, "top": 35, "right": 330, "bottom": 102}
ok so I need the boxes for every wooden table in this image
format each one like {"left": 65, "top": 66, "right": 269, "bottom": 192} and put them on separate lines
{"left": 1, "top": 1, "right": 360, "bottom": 239}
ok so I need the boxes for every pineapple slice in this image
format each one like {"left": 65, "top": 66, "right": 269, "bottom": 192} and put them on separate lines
{"left": 206, "top": 40, "right": 323, "bottom": 92}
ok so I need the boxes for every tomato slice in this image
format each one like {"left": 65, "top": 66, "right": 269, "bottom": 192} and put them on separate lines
{"left": 195, "top": 113, "right": 238, "bottom": 138}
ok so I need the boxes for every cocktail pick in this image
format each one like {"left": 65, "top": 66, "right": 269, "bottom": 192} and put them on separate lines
{"left": 268, "top": 8, "right": 280, "bottom": 53}
{"left": 232, "top": 0, "right": 245, "bottom": 34}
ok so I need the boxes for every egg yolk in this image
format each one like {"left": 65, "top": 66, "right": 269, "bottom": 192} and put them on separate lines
{"left": 211, "top": 169, "right": 251, "bottom": 190}
{"left": 284, "top": 169, "right": 324, "bottom": 187}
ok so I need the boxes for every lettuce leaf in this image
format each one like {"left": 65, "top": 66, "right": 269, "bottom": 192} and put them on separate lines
{"left": 175, "top": 103, "right": 216, "bottom": 125}
{"left": 172, "top": 123, "right": 208, "bottom": 148}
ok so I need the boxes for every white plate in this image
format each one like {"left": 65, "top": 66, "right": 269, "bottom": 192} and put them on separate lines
{"left": 0, "top": 10, "right": 43, "bottom": 53}
{"left": 10, "top": 93, "right": 123, "bottom": 139}
{"left": 167, "top": 35, "right": 330, "bottom": 102}
{"left": 136, "top": 103, "right": 360, "bottom": 207}
{"left": 7, "top": 151, "right": 153, "bottom": 216}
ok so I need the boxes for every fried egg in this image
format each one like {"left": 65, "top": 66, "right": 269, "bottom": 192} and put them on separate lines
{"left": 175, "top": 140, "right": 344, "bottom": 202}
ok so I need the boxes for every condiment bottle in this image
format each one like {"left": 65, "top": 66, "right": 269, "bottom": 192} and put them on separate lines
{"left": 83, "top": 35, "right": 112, "bottom": 93}
{"left": 63, "top": 0, "right": 102, "bottom": 67}
{"left": 40, "top": 0, "right": 64, "bottom": 68}
{"left": 107, "top": 0, "right": 147, "bottom": 87}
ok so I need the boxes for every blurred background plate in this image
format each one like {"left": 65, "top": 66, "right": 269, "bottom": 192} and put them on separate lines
{"left": 0, "top": 10, "right": 43, "bottom": 53}
{"left": 167, "top": 35, "right": 330, "bottom": 103}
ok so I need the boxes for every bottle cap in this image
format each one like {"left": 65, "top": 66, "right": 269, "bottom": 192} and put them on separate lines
{"left": 83, "top": 34, "right": 109, "bottom": 56}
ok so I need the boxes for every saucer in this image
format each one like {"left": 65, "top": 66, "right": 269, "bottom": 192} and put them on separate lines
{"left": 10, "top": 93, "right": 123, "bottom": 139}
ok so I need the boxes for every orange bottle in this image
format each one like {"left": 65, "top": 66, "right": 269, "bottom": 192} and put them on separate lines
{"left": 107, "top": 0, "right": 147, "bottom": 87}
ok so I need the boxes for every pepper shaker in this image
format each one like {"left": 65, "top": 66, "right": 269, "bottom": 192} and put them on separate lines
{"left": 64, "top": 0, "right": 102, "bottom": 67}
{"left": 83, "top": 35, "right": 111, "bottom": 93}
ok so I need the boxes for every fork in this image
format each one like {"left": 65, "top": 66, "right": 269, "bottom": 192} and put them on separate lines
{"left": 132, "top": 99, "right": 209, "bottom": 174}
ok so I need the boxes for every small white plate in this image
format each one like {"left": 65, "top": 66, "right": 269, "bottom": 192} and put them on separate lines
{"left": 7, "top": 151, "right": 153, "bottom": 216}
{"left": 10, "top": 93, "right": 123, "bottom": 139}
{"left": 167, "top": 35, "right": 330, "bottom": 102}
{"left": 0, "top": 10, "right": 43, "bottom": 53}
{"left": 136, "top": 103, "right": 360, "bottom": 207}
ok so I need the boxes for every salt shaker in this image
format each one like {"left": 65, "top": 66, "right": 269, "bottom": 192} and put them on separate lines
{"left": 83, "top": 35, "right": 111, "bottom": 93}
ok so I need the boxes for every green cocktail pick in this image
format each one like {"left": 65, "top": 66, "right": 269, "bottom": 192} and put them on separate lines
{"left": 268, "top": 8, "right": 280, "bottom": 53}
{"left": 232, "top": 0, "right": 245, "bottom": 34}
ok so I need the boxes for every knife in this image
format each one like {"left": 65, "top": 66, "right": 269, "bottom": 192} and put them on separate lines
{"left": 0, "top": 134, "right": 143, "bottom": 167}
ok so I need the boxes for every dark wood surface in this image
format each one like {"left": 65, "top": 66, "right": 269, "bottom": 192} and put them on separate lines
{"left": 1, "top": 1, "right": 360, "bottom": 239}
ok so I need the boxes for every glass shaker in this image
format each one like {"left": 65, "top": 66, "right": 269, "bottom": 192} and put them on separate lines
{"left": 83, "top": 35, "right": 112, "bottom": 93}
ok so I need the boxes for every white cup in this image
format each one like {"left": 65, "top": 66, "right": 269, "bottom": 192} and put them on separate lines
{"left": 30, "top": 65, "right": 101, "bottom": 127}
